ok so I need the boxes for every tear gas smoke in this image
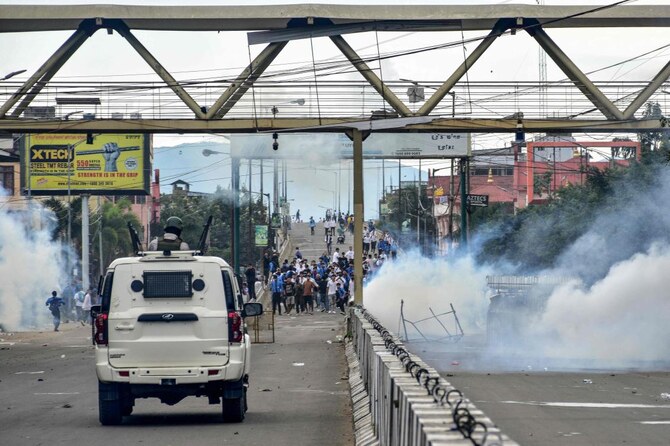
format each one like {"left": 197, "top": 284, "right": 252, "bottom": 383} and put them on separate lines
{"left": 364, "top": 252, "right": 491, "bottom": 337}
{"left": 364, "top": 167, "right": 670, "bottom": 370}
{"left": 0, "top": 204, "right": 69, "bottom": 331}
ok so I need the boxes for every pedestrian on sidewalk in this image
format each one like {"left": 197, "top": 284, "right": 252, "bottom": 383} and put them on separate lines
{"left": 45, "top": 290, "right": 64, "bottom": 331}
{"left": 245, "top": 264, "right": 257, "bottom": 301}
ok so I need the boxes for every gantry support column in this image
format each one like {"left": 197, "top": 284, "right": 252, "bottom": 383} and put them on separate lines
{"left": 352, "top": 129, "right": 364, "bottom": 305}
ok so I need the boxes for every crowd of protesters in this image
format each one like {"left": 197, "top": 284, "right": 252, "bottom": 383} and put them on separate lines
{"left": 257, "top": 211, "right": 401, "bottom": 317}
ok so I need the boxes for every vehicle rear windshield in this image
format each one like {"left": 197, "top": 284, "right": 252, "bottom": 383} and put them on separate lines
{"left": 101, "top": 272, "right": 114, "bottom": 313}
{"left": 143, "top": 270, "right": 193, "bottom": 298}
{"left": 221, "top": 270, "right": 236, "bottom": 309}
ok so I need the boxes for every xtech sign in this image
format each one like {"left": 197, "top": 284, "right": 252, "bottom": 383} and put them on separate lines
{"left": 30, "top": 145, "right": 73, "bottom": 162}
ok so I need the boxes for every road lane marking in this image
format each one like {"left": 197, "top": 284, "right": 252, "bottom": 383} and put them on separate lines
{"left": 501, "top": 401, "right": 670, "bottom": 409}
{"left": 15, "top": 371, "right": 44, "bottom": 375}
{"left": 640, "top": 421, "right": 670, "bottom": 425}
{"left": 34, "top": 392, "right": 80, "bottom": 395}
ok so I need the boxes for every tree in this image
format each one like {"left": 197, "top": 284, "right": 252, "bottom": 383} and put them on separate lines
{"left": 90, "top": 198, "right": 142, "bottom": 277}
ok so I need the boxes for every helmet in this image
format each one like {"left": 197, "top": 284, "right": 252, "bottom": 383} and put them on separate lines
{"left": 165, "top": 216, "right": 183, "bottom": 231}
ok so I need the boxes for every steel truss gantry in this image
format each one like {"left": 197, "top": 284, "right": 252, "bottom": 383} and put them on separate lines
{"left": 0, "top": 3, "right": 669, "bottom": 134}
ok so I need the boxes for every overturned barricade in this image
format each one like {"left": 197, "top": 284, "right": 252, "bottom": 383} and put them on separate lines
{"left": 347, "top": 307, "right": 518, "bottom": 446}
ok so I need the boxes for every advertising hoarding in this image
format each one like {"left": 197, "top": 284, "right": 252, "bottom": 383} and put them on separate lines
{"left": 21, "top": 133, "right": 151, "bottom": 196}
{"left": 230, "top": 132, "right": 470, "bottom": 159}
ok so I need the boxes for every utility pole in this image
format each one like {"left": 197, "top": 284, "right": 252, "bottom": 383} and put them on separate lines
{"left": 459, "top": 158, "right": 467, "bottom": 248}
{"left": 81, "top": 194, "right": 90, "bottom": 291}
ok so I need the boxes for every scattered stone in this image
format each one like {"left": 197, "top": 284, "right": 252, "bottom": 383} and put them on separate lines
{"left": 583, "top": 379, "right": 593, "bottom": 384}
{"left": 62, "top": 404, "right": 72, "bottom": 409}
{"left": 259, "top": 388, "right": 272, "bottom": 392}
{"left": 37, "top": 378, "right": 44, "bottom": 382}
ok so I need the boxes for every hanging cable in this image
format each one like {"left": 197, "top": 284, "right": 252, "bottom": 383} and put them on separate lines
{"left": 309, "top": 34, "right": 323, "bottom": 126}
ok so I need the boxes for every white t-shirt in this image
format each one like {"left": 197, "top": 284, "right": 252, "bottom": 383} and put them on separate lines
{"left": 327, "top": 278, "right": 338, "bottom": 295}
{"left": 345, "top": 249, "right": 355, "bottom": 260}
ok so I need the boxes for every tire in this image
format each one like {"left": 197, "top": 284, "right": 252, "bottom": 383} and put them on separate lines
{"left": 222, "top": 395, "right": 245, "bottom": 423}
{"left": 98, "top": 382, "right": 123, "bottom": 425}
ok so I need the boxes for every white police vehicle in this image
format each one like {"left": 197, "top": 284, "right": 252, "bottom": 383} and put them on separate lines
{"left": 93, "top": 221, "right": 262, "bottom": 425}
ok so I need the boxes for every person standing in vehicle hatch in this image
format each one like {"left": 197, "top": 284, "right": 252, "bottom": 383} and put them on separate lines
{"left": 148, "top": 216, "right": 190, "bottom": 251}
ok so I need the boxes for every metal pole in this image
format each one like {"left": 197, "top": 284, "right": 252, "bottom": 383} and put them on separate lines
{"left": 417, "top": 160, "right": 421, "bottom": 244}
{"left": 82, "top": 194, "right": 90, "bottom": 291}
{"left": 248, "top": 159, "right": 253, "bottom": 264}
{"left": 99, "top": 203, "right": 103, "bottom": 275}
{"left": 232, "top": 157, "right": 240, "bottom": 274}
{"left": 398, "top": 159, "right": 402, "bottom": 230}
{"left": 273, "top": 159, "right": 279, "bottom": 216}
{"left": 459, "top": 158, "right": 467, "bottom": 248}
{"left": 352, "top": 129, "right": 364, "bottom": 306}
{"left": 67, "top": 145, "right": 72, "bottom": 256}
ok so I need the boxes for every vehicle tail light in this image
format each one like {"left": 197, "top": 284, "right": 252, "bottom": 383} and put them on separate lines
{"left": 118, "top": 370, "right": 129, "bottom": 377}
{"left": 228, "top": 311, "right": 242, "bottom": 343}
{"left": 94, "top": 313, "right": 108, "bottom": 345}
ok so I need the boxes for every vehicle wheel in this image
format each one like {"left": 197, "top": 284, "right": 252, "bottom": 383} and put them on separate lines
{"left": 98, "top": 382, "right": 123, "bottom": 425}
{"left": 222, "top": 396, "right": 245, "bottom": 423}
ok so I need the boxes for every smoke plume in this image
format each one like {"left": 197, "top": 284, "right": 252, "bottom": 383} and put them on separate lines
{"left": 0, "top": 203, "right": 68, "bottom": 331}
{"left": 364, "top": 165, "right": 670, "bottom": 370}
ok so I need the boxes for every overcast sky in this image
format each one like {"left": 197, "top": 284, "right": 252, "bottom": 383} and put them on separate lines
{"left": 1, "top": 1, "right": 669, "bottom": 217}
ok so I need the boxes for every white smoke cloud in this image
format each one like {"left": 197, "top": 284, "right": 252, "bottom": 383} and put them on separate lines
{"left": 0, "top": 204, "right": 68, "bottom": 331}
{"left": 364, "top": 251, "right": 491, "bottom": 338}
{"left": 363, "top": 166, "right": 670, "bottom": 370}
{"left": 532, "top": 243, "right": 670, "bottom": 363}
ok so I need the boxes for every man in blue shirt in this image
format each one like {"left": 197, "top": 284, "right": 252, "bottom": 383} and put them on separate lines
{"left": 270, "top": 274, "right": 284, "bottom": 316}
{"left": 45, "top": 291, "right": 64, "bottom": 332}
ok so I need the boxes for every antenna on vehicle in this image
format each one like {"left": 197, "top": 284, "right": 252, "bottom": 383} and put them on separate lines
{"left": 127, "top": 222, "right": 143, "bottom": 256}
{"left": 196, "top": 215, "right": 213, "bottom": 255}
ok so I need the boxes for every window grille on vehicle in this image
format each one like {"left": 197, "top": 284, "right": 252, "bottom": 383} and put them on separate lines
{"left": 143, "top": 270, "right": 193, "bottom": 298}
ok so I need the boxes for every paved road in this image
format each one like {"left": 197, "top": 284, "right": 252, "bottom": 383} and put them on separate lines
{"left": 412, "top": 341, "right": 670, "bottom": 446}
{"left": 1, "top": 223, "right": 353, "bottom": 446}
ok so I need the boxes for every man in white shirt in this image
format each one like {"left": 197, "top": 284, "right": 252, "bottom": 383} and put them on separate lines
{"left": 345, "top": 246, "right": 355, "bottom": 263}
{"left": 332, "top": 248, "right": 341, "bottom": 266}
{"left": 326, "top": 275, "right": 338, "bottom": 314}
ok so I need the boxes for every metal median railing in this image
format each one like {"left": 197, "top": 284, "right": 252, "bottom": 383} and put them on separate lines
{"left": 348, "top": 307, "right": 518, "bottom": 446}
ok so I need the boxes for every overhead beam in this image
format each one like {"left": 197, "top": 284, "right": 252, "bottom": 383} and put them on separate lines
{"left": 2, "top": 4, "right": 670, "bottom": 33}
{"left": 526, "top": 23, "right": 624, "bottom": 120}
{"left": 209, "top": 41, "right": 288, "bottom": 119}
{"left": 417, "top": 20, "right": 509, "bottom": 116}
{"left": 0, "top": 117, "right": 665, "bottom": 134}
{"left": 330, "top": 34, "right": 413, "bottom": 118}
{"left": 112, "top": 20, "right": 206, "bottom": 120}
{"left": 247, "top": 20, "right": 462, "bottom": 45}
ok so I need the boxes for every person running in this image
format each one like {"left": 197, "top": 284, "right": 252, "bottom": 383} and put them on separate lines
{"left": 45, "top": 290, "right": 64, "bottom": 332}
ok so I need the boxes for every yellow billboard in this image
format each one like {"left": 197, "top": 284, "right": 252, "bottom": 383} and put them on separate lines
{"left": 21, "top": 133, "right": 150, "bottom": 196}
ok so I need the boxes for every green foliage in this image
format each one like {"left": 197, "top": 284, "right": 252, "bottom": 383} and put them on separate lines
{"left": 157, "top": 186, "right": 269, "bottom": 266}
{"left": 91, "top": 198, "right": 142, "bottom": 276}
{"left": 382, "top": 184, "right": 435, "bottom": 241}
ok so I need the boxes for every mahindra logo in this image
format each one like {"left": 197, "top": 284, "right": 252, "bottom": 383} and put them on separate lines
{"left": 162, "top": 313, "right": 175, "bottom": 320}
